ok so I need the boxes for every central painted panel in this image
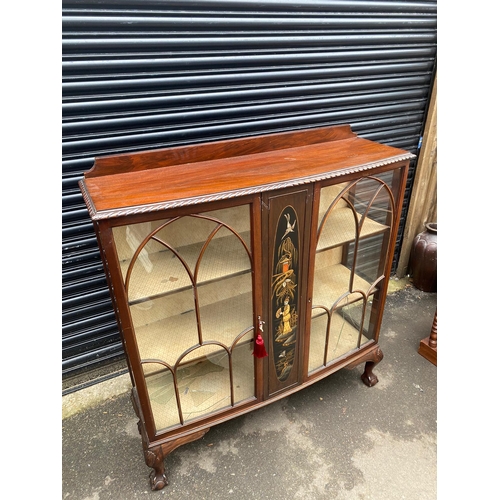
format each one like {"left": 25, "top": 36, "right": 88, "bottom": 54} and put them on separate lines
{"left": 272, "top": 205, "right": 300, "bottom": 382}
{"left": 264, "top": 187, "right": 311, "bottom": 398}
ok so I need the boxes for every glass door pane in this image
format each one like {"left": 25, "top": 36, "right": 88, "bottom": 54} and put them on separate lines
{"left": 112, "top": 204, "right": 256, "bottom": 432}
{"left": 308, "top": 170, "right": 402, "bottom": 374}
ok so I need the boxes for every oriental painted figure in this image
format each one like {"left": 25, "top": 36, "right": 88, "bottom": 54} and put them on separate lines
{"left": 272, "top": 208, "right": 299, "bottom": 381}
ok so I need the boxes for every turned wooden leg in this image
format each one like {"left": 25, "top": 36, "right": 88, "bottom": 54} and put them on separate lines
{"left": 418, "top": 310, "right": 437, "bottom": 365}
{"left": 428, "top": 311, "right": 437, "bottom": 348}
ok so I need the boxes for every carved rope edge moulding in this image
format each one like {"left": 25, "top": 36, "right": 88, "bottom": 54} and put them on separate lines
{"left": 82, "top": 153, "right": 415, "bottom": 221}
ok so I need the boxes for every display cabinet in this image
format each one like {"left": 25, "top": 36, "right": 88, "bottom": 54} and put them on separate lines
{"left": 79, "top": 124, "right": 413, "bottom": 490}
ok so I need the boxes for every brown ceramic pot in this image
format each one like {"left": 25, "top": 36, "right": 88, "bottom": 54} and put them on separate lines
{"left": 410, "top": 222, "right": 437, "bottom": 292}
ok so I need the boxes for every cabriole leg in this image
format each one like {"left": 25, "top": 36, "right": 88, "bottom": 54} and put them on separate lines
{"left": 360, "top": 347, "right": 384, "bottom": 387}
{"left": 361, "top": 360, "right": 379, "bottom": 387}
{"left": 140, "top": 426, "right": 211, "bottom": 491}
{"left": 345, "top": 346, "right": 384, "bottom": 387}
{"left": 145, "top": 445, "right": 168, "bottom": 491}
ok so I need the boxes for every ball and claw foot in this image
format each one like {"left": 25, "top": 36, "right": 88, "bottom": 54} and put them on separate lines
{"left": 361, "top": 361, "right": 379, "bottom": 387}
{"left": 145, "top": 448, "right": 168, "bottom": 491}
{"left": 150, "top": 469, "right": 168, "bottom": 491}
{"left": 360, "top": 347, "right": 383, "bottom": 387}
{"left": 345, "top": 347, "right": 383, "bottom": 387}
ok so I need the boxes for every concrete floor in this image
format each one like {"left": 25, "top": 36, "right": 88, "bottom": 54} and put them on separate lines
{"left": 62, "top": 281, "right": 437, "bottom": 500}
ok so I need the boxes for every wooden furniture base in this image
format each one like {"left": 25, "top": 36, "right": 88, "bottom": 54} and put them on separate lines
{"left": 132, "top": 389, "right": 211, "bottom": 490}
{"left": 418, "top": 310, "right": 437, "bottom": 366}
{"left": 134, "top": 352, "right": 383, "bottom": 489}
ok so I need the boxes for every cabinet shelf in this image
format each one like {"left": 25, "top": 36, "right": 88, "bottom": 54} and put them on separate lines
{"left": 317, "top": 207, "right": 388, "bottom": 252}
{"left": 120, "top": 231, "right": 252, "bottom": 304}
{"left": 135, "top": 291, "right": 254, "bottom": 370}
{"left": 311, "top": 263, "right": 376, "bottom": 318}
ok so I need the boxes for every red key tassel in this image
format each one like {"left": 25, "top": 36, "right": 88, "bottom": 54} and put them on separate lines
{"left": 253, "top": 333, "right": 268, "bottom": 358}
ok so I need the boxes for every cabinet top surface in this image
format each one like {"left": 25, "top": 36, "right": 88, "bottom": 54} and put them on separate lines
{"left": 80, "top": 125, "right": 414, "bottom": 220}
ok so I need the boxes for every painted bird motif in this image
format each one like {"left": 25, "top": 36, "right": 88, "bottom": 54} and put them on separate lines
{"left": 281, "top": 213, "right": 296, "bottom": 240}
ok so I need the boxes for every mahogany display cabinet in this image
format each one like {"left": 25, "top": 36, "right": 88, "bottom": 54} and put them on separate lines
{"left": 79, "top": 124, "right": 414, "bottom": 491}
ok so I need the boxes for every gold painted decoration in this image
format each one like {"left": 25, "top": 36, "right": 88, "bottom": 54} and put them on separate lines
{"left": 272, "top": 207, "right": 299, "bottom": 381}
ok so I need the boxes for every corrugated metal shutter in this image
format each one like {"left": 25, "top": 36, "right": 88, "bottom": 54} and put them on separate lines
{"left": 62, "top": 0, "right": 437, "bottom": 389}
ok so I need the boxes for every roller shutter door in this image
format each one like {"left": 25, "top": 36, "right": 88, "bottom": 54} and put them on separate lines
{"left": 62, "top": 0, "right": 437, "bottom": 390}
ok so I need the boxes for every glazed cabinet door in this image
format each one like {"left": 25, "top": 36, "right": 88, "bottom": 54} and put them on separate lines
{"left": 108, "top": 201, "right": 260, "bottom": 435}
{"left": 307, "top": 167, "right": 405, "bottom": 374}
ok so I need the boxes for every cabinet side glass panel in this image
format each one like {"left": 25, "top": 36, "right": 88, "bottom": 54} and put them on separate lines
{"left": 112, "top": 205, "right": 256, "bottom": 432}
{"left": 308, "top": 174, "right": 396, "bottom": 374}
